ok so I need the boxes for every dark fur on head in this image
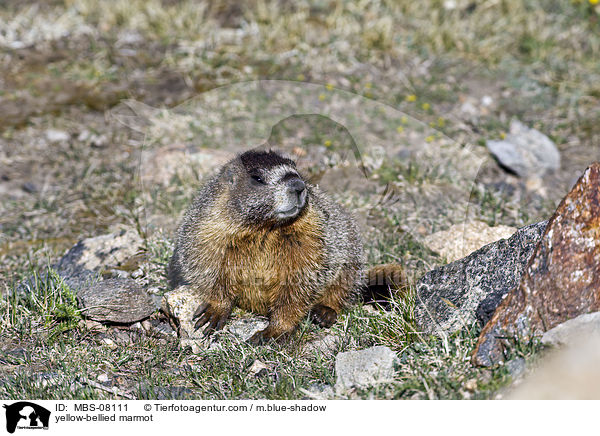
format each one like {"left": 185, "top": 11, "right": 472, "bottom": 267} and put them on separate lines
{"left": 227, "top": 149, "right": 308, "bottom": 227}
{"left": 240, "top": 150, "right": 296, "bottom": 173}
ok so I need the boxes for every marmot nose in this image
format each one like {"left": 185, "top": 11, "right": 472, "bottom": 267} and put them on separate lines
{"left": 289, "top": 179, "right": 306, "bottom": 194}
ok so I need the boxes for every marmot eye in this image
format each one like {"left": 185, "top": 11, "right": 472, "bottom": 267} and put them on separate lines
{"left": 251, "top": 174, "right": 265, "bottom": 184}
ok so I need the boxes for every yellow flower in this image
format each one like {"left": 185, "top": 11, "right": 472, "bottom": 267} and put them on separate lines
{"left": 396, "top": 126, "right": 404, "bottom": 133}
{"left": 297, "top": 74, "right": 305, "bottom": 81}
{"left": 401, "top": 116, "right": 408, "bottom": 124}
{"left": 437, "top": 117, "right": 445, "bottom": 127}
{"left": 365, "top": 82, "right": 372, "bottom": 89}
{"left": 425, "top": 135, "right": 435, "bottom": 143}
{"left": 500, "top": 132, "right": 506, "bottom": 139}
{"left": 365, "top": 91, "right": 372, "bottom": 98}
{"left": 422, "top": 102, "right": 431, "bottom": 111}
{"left": 318, "top": 94, "right": 326, "bottom": 101}
{"left": 429, "top": 121, "right": 436, "bottom": 128}
{"left": 325, "top": 83, "right": 334, "bottom": 91}
{"left": 590, "top": 0, "right": 599, "bottom": 5}
{"left": 405, "top": 94, "right": 417, "bottom": 102}
{"left": 324, "top": 140, "right": 332, "bottom": 147}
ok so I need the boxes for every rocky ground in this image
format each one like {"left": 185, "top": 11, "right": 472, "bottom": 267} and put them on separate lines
{"left": 1, "top": 0, "right": 599, "bottom": 399}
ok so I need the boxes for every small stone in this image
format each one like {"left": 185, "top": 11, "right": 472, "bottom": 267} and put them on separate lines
{"left": 443, "top": 0, "right": 457, "bottom": 10}
{"left": 223, "top": 317, "right": 269, "bottom": 341}
{"left": 303, "top": 333, "right": 339, "bottom": 356}
{"left": 21, "top": 182, "right": 38, "bottom": 193}
{"left": 486, "top": 119, "right": 560, "bottom": 178}
{"left": 459, "top": 100, "right": 478, "bottom": 117}
{"left": 153, "top": 320, "right": 176, "bottom": 338}
{"left": 141, "top": 320, "right": 153, "bottom": 332}
{"left": 162, "top": 285, "right": 268, "bottom": 345}
{"left": 506, "top": 357, "right": 526, "bottom": 379}
{"left": 101, "top": 337, "right": 116, "bottom": 348}
{"left": 78, "top": 278, "right": 157, "bottom": 324}
{"left": 84, "top": 319, "right": 105, "bottom": 331}
{"left": 481, "top": 95, "right": 493, "bottom": 107}
{"left": 112, "top": 329, "right": 132, "bottom": 344}
{"left": 248, "top": 359, "right": 269, "bottom": 377}
{"left": 303, "top": 383, "right": 335, "bottom": 400}
{"left": 473, "top": 163, "right": 600, "bottom": 366}
{"left": 162, "top": 285, "right": 203, "bottom": 340}
{"left": 36, "top": 372, "right": 61, "bottom": 388}
{"left": 464, "top": 379, "right": 477, "bottom": 391}
{"left": 97, "top": 373, "right": 110, "bottom": 383}
{"left": 541, "top": 312, "right": 600, "bottom": 347}
{"left": 77, "top": 130, "right": 91, "bottom": 142}
{"left": 46, "top": 129, "right": 70, "bottom": 143}
{"left": 334, "top": 346, "right": 399, "bottom": 391}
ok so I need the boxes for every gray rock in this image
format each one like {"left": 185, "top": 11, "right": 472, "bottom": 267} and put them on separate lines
{"left": 248, "top": 359, "right": 270, "bottom": 377}
{"left": 507, "top": 336, "right": 600, "bottom": 399}
{"left": 78, "top": 278, "right": 157, "bottom": 323}
{"left": 506, "top": 357, "right": 526, "bottom": 379}
{"left": 303, "top": 333, "right": 340, "bottom": 357}
{"left": 334, "top": 346, "right": 399, "bottom": 391}
{"left": 53, "top": 228, "right": 144, "bottom": 294}
{"left": 303, "top": 382, "right": 335, "bottom": 400}
{"left": 162, "top": 285, "right": 268, "bottom": 352}
{"left": 415, "top": 221, "right": 547, "bottom": 335}
{"left": 486, "top": 119, "right": 560, "bottom": 178}
{"left": 541, "top": 312, "right": 600, "bottom": 347}
{"left": 45, "top": 129, "right": 70, "bottom": 143}
{"left": 148, "top": 320, "right": 177, "bottom": 339}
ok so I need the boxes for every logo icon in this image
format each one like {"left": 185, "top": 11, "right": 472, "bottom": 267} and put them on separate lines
{"left": 3, "top": 402, "right": 50, "bottom": 434}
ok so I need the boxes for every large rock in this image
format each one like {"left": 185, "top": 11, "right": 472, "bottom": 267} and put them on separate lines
{"left": 486, "top": 119, "right": 560, "bottom": 178}
{"left": 77, "top": 278, "right": 156, "bottom": 323}
{"left": 473, "top": 163, "right": 600, "bottom": 366}
{"left": 334, "top": 346, "right": 399, "bottom": 391}
{"left": 53, "top": 228, "right": 144, "bottom": 293}
{"left": 415, "top": 221, "right": 547, "bottom": 334}
{"left": 17, "top": 228, "right": 156, "bottom": 325}
{"left": 541, "top": 312, "right": 600, "bottom": 347}
{"left": 507, "top": 336, "right": 600, "bottom": 399}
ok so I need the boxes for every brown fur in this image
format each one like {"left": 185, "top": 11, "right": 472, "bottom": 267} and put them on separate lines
{"left": 168, "top": 150, "right": 406, "bottom": 344}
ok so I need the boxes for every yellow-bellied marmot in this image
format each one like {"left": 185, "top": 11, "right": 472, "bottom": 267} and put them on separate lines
{"left": 168, "top": 149, "right": 404, "bottom": 344}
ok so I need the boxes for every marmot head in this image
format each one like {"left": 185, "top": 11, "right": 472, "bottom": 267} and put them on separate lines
{"left": 225, "top": 150, "right": 308, "bottom": 226}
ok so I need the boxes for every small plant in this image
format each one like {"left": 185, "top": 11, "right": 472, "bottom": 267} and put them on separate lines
{"left": 11, "top": 266, "right": 82, "bottom": 339}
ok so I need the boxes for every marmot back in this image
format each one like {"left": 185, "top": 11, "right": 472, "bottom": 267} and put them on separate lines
{"left": 169, "top": 149, "right": 373, "bottom": 343}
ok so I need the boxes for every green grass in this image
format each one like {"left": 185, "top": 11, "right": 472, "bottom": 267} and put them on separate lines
{"left": 0, "top": 274, "right": 522, "bottom": 399}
